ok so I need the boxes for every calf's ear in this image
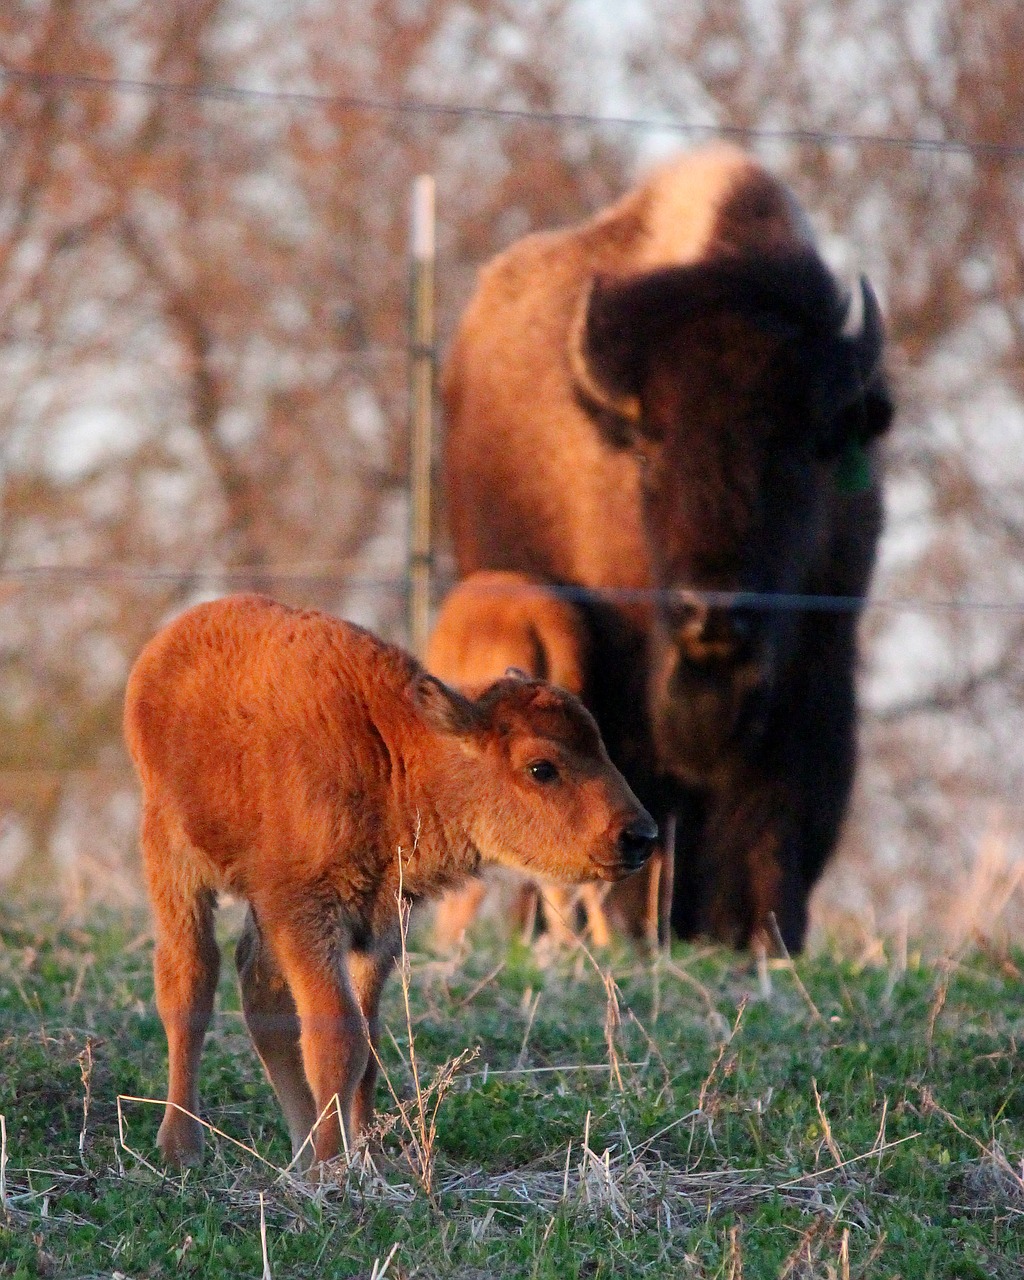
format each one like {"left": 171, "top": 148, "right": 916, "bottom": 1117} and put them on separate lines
{"left": 413, "top": 674, "right": 476, "bottom": 735}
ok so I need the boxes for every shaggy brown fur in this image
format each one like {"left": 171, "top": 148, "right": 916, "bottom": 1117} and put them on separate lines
{"left": 124, "top": 593, "right": 656, "bottom": 1168}
{"left": 443, "top": 145, "right": 892, "bottom": 950}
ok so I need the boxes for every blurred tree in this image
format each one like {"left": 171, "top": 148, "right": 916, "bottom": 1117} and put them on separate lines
{"left": 0, "top": 0, "right": 633, "bottom": 894}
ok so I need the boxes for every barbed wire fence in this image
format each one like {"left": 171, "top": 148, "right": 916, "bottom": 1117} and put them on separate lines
{"left": 5, "top": 68, "right": 1024, "bottom": 606}
{"left": 4, "top": 61, "right": 1024, "bottom": 614}
{"left": 5, "top": 65, "right": 1024, "bottom": 159}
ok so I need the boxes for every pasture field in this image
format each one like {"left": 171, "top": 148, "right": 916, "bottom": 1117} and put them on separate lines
{"left": 1, "top": 900, "right": 1022, "bottom": 1279}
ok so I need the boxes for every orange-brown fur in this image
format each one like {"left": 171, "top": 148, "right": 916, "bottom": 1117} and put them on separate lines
{"left": 124, "top": 593, "right": 654, "bottom": 1168}
{"left": 426, "top": 571, "right": 614, "bottom": 948}
{"left": 426, "top": 571, "right": 590, "bottom": 693}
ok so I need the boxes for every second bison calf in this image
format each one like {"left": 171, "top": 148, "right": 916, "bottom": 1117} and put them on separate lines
{"left": 124, "top": 593, "right": 657, "bottom": 1169}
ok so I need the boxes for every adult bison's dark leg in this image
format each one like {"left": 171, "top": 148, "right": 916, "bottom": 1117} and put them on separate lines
{"left": 769, "top": 850, "right": 811, "bottom": 953}
{"left": 682, "top": 775, "right": 794, "bottom": 949}
{"left": 767, "top": 617, "right": 861, "bottom": 951}
{"left": 791, "top": 610, "right": 861, "bottom": 892}
{"left": 666, "top": 786, "right": 710, "bottom": 940}
{"left": 672, "top": 608, "right": 863, "bottom": 952}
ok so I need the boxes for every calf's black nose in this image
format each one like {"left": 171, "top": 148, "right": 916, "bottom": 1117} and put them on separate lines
{"left": 617, "top": 813, "right": 659, "bottom": 871}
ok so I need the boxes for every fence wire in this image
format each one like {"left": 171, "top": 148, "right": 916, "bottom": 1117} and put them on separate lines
{"left": 4, "top": 65, "right": 1024, "bottom": 162}
{"left": 5, "top": 564, "right": 1024, "bottom": 619}
{"left": 2, "top": 67, "right": 1023, "bottom": 630}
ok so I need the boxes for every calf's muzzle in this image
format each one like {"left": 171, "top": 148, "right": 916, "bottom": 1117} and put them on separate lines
{"left": 616, "top": 813, "right": 660, "bottom": 872}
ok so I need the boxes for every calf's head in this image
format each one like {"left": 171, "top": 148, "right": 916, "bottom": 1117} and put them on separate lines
{"left": 570, "top": 249, "right": 892, "bottom": 778}
{"left": 415, "top": 672, "right": 657, "bottom": 881}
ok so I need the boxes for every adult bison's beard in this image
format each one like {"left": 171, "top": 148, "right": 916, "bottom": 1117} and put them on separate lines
{"left": 650, "top": 650, "right": 771, "bottom": 786}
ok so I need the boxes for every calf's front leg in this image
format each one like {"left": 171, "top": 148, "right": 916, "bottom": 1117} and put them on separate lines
{"left": 265, "top": 915, "right": 369, "bottom": 1166}
{"left": 347, "top": 940, "right": 399, "bottom": 1137}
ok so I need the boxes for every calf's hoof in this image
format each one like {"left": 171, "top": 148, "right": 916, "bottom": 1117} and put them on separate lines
{"left": 157, "top": 1110, "right": 205, "bottom": 1167}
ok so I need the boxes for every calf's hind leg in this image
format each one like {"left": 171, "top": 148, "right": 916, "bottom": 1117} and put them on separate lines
{"left": 143, "top": 808, "right": 220, "bottom": 1166}
{"left": 235, "top": 908, "right": 317, "bottom": 1164}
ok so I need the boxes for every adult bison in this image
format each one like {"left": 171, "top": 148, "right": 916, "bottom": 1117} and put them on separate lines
{"left": 442, "top": 145, "right": 893, "bottom": 951}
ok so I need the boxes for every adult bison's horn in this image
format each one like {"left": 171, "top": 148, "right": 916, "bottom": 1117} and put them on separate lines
{"left": 567, "top": 277, "right": 644, "bottom": 429}
{"left": 821, "top": 275, "right": 893, "bottom": 456}
{"left": 847, "top": 275, "right": 885, "bottom": 382}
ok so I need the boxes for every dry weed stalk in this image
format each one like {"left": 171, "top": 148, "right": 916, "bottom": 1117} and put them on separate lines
{"left": 812, "top": 1078, "right": 846, "bottom": 1173}
{"left": 115, "top": 1095, "right": 283, "bottom": 1177}
{"left": 575, "top": 1110, "right": 630, "bottom": 1221}
{"left": 0, "top": 1113, "right": 8, "bottom": 1220}
{"left": 515, "top": 988, "right": 542, "bottom": 1069}
{"left": 946, "top": 811, "right": 1024, "bottom": 949}
{"left": 258, "top": 1190, "right": 272, "bottom": 1280}
{"left": 874, "top": 1097, "right": 889, "bottom": 1176}
{"left": 767, "top": 913, "right": 825, "bottom": 1024}
{"left": 360, "top": 835, "right": 480, "bottom": 1202}
{"left": 664, "top": 956, "right": 731, "bottom": 1042}
{"left": 925, "top": 964, "right": 951, "bottom": 1049}
{"left": 920, "top": 1087, "right": 1024, "bottom": 1199}
{"left": 726, "top": 1223, "right": 743, "bottom": 1280}
{"left": 601, "top": 970, "right": 624, "bottom": 1091}
{"left": 777, "top": 1216, "right": 830, "bottom": 1279}
{"left": 396, "top": 831, "right": 428, "bottom": 1161}
{"left": 881, "top": 910, "right": 909, "bottom": 1004}
{"left": 454, "top": 959, "right": 506, "bottom": 1010}
{"left": 369, "top": 1242, "right": 401, "bottom": 1279}
{"left": 839, "top": 1226, "right": 851, "bottom": 1280}
{"left": 778, "top": 1124, "right": 920, "bottom": 1191}
{"left": 77, "top": 1039, "right": 93, "bottom": 1164}
{"left": 687, "top": 997, "right": 747, "bottom": 1161}
{"left": 517, "top": 885, "right": 669, "bottom": 1099}
{"left": 560, "top": 920, "right": 672, "bottom": 1093}
{"left": 777, "top": 1218, "right": 881, "bottom": 1280}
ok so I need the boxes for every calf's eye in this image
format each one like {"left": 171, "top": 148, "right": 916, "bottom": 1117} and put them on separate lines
{"left": 527, "top": 759, "right": 559, "bottom": 784}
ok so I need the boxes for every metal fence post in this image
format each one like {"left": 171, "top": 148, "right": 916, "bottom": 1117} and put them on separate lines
{"left": 408, "top": 174, "right": 436, "bottom": 660}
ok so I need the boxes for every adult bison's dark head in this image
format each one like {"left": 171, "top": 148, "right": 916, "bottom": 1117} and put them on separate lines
{"left": 569, "top": 249, "right": 893, "bottom": 782}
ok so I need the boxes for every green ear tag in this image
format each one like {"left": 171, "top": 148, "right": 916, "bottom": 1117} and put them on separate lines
{"left": 836, "top": 438, "right": 872, "bottom": 496}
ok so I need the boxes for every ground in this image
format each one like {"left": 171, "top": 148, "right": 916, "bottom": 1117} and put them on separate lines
{"left": 1, "top": 900, "right": 1022, "bottom": 1279}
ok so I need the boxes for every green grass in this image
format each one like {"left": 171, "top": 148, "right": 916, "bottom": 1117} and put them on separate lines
{"left": 1, "top": 902, "right": 1022, "bottom": 1279}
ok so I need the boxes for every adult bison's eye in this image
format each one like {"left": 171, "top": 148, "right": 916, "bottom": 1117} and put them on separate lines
{"left": 527, "top": 759, "right": 560, "bottom": 784}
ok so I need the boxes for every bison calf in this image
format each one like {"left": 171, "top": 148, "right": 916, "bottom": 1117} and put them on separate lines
{"left": 426, "top": 571, "right": 617, "bottom": 948}
{"left": 124, "top": 593, "right": 656, "bottom": 1168}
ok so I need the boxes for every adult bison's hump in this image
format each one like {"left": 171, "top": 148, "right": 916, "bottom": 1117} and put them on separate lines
{"left": 442, "top": 242, "right": 646, "bottom": 589}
